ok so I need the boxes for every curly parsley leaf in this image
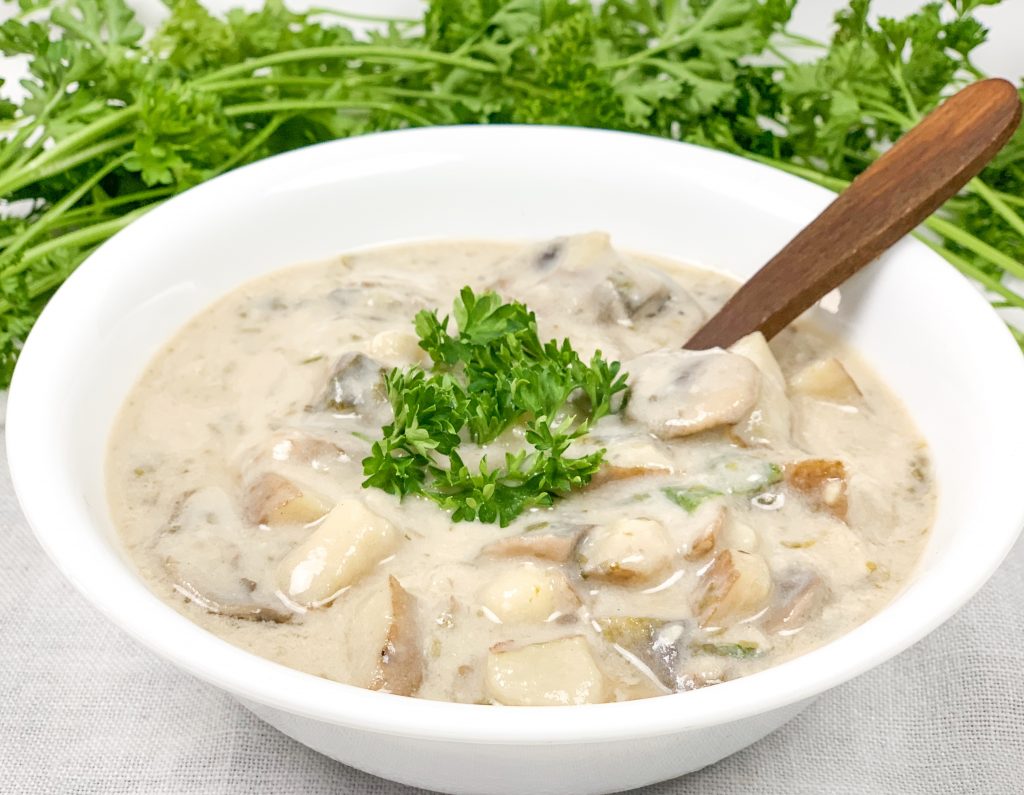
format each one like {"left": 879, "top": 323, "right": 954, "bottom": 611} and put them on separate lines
{"left": 362, "top": 287, "right": 628, "bottom": 526}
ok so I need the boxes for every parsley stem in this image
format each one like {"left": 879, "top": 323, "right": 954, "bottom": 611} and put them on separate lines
{"left": 18, "top": 106, "right": 138, "bottom": 174}
{"left": 46, "top": 187, "right": 176, "bottom": 226}
{"left": 996, "top": 190, "right": 1024, "bottom": 210}
{"left": 0, "top": 132, "right": 135, "bottom": 198}
{"left": 0, "top": 89, "right": 64, "bottom": 175}
{"left": 925, "top": 215, "right": 1024, "bottom": 282}
{"left": 196, "top": 46, "right": 500, "bottom": 85}
{"left": 209, "top": 114, "right": 287, "bottom": 176}
{"left": 307, "top": 7, "right": 418, "bottom": 24}
{"left": 914, "top": 234, "right": 1024, "bottom": 309}
{"left": 968, "top": 177, "right": 1024, "bottom": 241}
{"left": 17, "top": 205, "right": 155, "bottom": 271}
{"left": 224, "top": 99, "right": 433, "bottom": 126}
{"left": 0, "top": 155, "right": 127, "bottom": 269}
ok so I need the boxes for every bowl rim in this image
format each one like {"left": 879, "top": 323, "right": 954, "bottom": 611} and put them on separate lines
{"left": 8, "top": 124, "right": 1024, "bottom": 744}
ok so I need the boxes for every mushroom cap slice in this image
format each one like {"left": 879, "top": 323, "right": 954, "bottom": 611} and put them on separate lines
{"left": 624, "top": 349, "right": 760, "bottom": 438}
{"left": 344, "top": 576, "right": 423, "bottom": 696}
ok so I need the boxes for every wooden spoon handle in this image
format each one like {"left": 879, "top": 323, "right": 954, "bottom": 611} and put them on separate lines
{"left": 685, "top": 78, "right": 1022, "bottom": 350}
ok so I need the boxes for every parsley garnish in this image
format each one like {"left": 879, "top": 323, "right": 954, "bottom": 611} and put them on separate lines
{"left": 362, "top": 287, "right": 628, "bottom": 526}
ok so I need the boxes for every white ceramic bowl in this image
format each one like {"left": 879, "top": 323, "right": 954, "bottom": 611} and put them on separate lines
{"left": 8, "top": 126, "right": 1024, "bottom": 795}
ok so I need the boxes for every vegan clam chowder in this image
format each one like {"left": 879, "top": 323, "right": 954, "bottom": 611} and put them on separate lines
{"left": 108, "top": 233, "right": 935, "bottom": 705}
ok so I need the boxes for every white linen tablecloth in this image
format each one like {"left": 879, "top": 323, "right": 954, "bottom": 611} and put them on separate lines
{"left": 1, "top": 404, "right": 1022, "bottom": 793}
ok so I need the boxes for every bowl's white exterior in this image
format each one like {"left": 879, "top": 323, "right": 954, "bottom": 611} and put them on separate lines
{"left": 8, "top": 126, "right": 1024, "bottom": 795}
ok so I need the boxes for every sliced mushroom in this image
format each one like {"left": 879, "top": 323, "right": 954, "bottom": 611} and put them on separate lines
{"left": 344, "top": 575, "right": 423, "bottom": 696}
{"left": 624, "top": 349, "right": 761, "bottom": 438}
{"left": 479, "top": 564, "right": 577, "bottom": 623}
{"left": 791, "top": 357, "right": 862, "bottom": 404}
{"left": 479, "top": 526, "right": 586, "bottom": 564}
{"left": 577, "top": 518, "right": 676, "bottom": 584}
{"left": 485, "top": 636, "right": 608, "bottom": 706}
{"left": 728, "top": 332, "right": 792, "bottom": 447}
{"left": 312, "top": 352, "right": 386, "bottom": 415}
{"left": 694, "top": 549, "right": 772, "bottom": 628}
{"left": 276, "top": 498, "right": 399, "bottom": 607}
{"left": 588, "top": 438, "right": 674, "bottom": 488}
{"left": 160, "top": 488, "right": 292, "bottom": 623}
{"left": 786, "top": 459, "right": 849, "bottom": 520}
{"left": 170, "top": 560, "right": 292, "bottom": 623}
{"left": 597, "top": 617, "right": 688, "bottom": 691}
{"left": 267, "top": 432, "right": 348, "bottom": 472}
{"left": 762, "top": 569, "right": 829, "bottom": 635}
{"left": 242, "top": 473, "right": 330, "bottom": 527}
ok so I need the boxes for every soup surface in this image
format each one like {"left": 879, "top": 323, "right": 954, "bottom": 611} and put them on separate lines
{"left": 108, "top": 234, "right": 935, "bottom": 705}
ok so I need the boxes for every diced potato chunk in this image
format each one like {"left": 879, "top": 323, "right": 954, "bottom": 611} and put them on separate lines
{"left": 276, "top": 498, "right": 399, "bottom": 606}
{"left": 344, "top": 576, "right": 422, "bottom": 696}
{"left": 786, "top": 459, "right": 849, "bottom": 520}
{"left": 480, "top": 529, "right": 583, "bottom": 563}
{"left": 791, "top": 358, "right": 862, "bottom": 404}
{"left": 729, "top": 332, "right": 792, "bottom": 447}
{"left": 578, "top": 518, "right": 675, "bottom": 584}
{"left": 369, "top": 329, "right": 429, "bottom": 366}
{"left": 479, "top": 564, "right": 576, "bottom": 623}
{"left": 243, "top": 473, "right": 330, "bottom": 527}
{"left": 485, "top": 636, "right": 608, "bottom": 706}
{"left": 694, "top": 549, "right": 772, "bottom": 628}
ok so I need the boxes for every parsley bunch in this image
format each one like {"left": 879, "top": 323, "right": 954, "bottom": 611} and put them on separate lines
{"left": 1, "top": 0, "right": 1022, "bottom": 386}
{"left": 362, "top": 287, "right": 628, "bottom": 525}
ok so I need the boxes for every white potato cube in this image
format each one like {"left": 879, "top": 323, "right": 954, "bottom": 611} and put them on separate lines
{"left": 479, "top": 565, "right": 576, "bottom": 623}
{"left": 791, "top": 358, "right": 862, "bottom": 404}
{"left": 485, "top": 636, "right": 608, "bottom": 706}
{"left": 729, "top": 332, "right": 792, "bottom": 447}
{"left": 578, "top": 518, "right": 675, "bottom": 584}
{"left": 276, "top": 498, "right": 399, "bottom": 606}
{"left": 344, "top": 576, "right": 422, "bottom": 696}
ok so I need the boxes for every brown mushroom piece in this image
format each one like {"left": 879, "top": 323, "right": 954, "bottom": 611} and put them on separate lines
{"left": 159, "top": 488, "right": 292, "bottom": 623}
{"left": 480, "top": 525, "right": 587, "bottom": 564}
{"left": 267, "top": 431, "right": 349, "bottom": 472}
{"left": 587, "top": 438, "right": 674, "bottom": 489}
{"left": 597, "top": 617, "right": 689, "bottom": 692}
{"left": 684, "top": 505, "right": 727, "bottom": 562}
{"left": 786, "top": 459, "right": 849, "bottom": 520}
{"left": 344, "top": 576, "right": 423, "bottom": 696}
{"left": 624, "top": 349, "right": 761, "bottom": 439}
{"left": 762, "top": 569, "right": 829, "bottom": 635}
{"left": 312, "top": 351, "right": 387, "bottom": 416}
{"left": 242, "top": 473, "right": 330, "bottom": 527}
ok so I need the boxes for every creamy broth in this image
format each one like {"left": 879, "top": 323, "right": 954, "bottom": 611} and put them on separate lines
{"left": 107, "top": 234, "right": 935, "bottom": 705}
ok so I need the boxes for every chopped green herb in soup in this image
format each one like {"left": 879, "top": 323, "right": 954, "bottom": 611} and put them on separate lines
{"left": 107, "top": 233, "right": 935, "bottom": 705}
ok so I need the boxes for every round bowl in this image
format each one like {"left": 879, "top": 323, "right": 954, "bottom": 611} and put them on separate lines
{"left": 8, "top": 126, "right": 1024, "bottom": 795}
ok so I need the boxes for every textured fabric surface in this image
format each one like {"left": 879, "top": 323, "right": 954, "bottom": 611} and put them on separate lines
{"left": 2, "top": 413, "right": 1022, "bottom": 795}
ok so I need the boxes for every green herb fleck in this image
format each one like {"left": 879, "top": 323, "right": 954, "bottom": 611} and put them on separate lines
{"left": 695, "top": 642, "right": 761, "bottom": 659}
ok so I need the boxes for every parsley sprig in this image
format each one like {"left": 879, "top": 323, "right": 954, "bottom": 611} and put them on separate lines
{"left": 362, "top": 287, "right": 628, "bottom": 526}
{"left": 2, "top": 0, "right": 1023, "bottom": 385}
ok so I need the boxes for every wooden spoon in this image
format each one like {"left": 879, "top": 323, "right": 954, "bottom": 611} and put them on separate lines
{"left": 685, "top": 78, "right": 1022, "bottom": 351}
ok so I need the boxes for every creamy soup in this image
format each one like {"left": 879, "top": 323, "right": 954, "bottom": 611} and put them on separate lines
{"left": 107, "top": 234, "right": 935, "bottom": 705}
